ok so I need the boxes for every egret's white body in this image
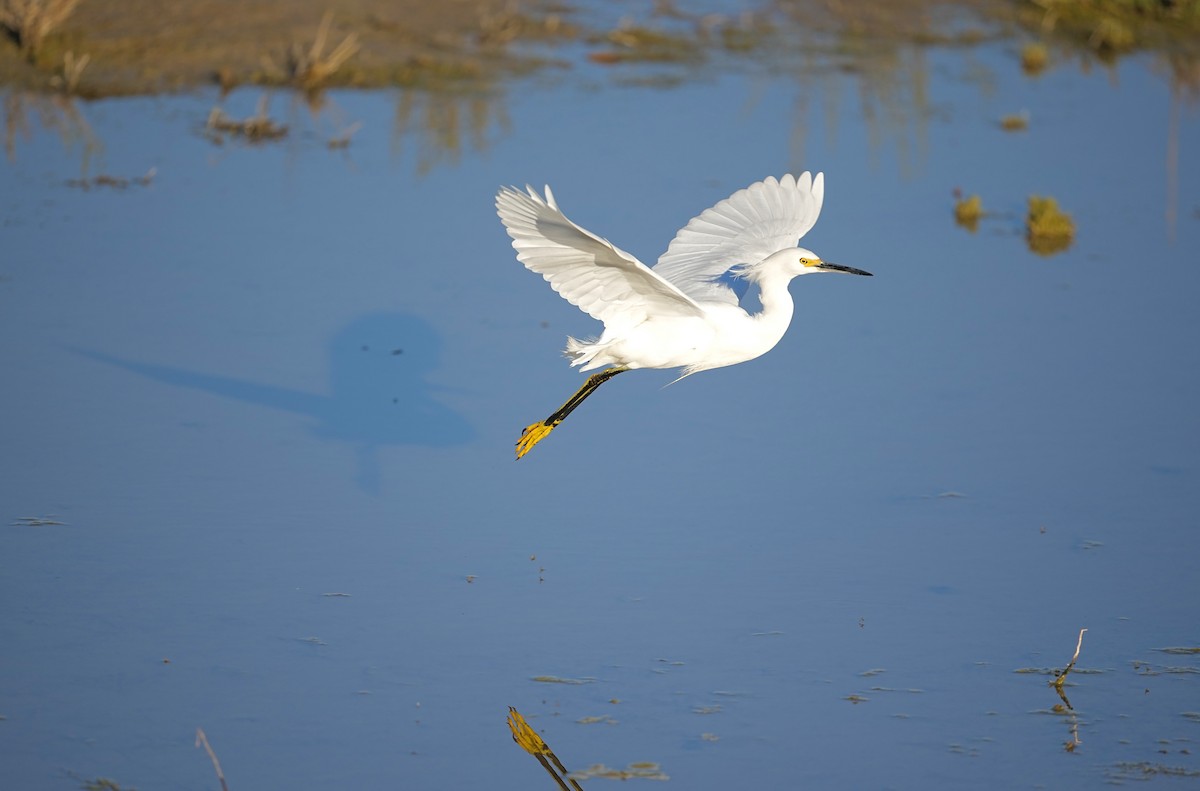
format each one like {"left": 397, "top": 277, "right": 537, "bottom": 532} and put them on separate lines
{"left": 496, "top": 173, "right": 871, "bottom": 457}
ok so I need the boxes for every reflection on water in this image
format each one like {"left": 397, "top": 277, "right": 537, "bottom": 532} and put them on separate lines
{"left": 0, "top": 84, "right": 513, "bottom": 179}
{"left": 2, "top": 90, "right": 99, "bottom": 171}
{"left": 391, "top": 86, "right": 510, "bottom": 175}
{"left": 73, "top": 313, "right": 473, "bottom": 493}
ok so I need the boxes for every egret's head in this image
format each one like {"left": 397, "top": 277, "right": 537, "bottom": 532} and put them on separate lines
{"left": 790, "top": 248, "right": 873, "bottom": 278}
{"left": 737, "top": 248, "right": 873, "bottom": 282}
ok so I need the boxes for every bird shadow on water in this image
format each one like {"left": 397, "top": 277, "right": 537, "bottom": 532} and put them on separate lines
{"left": 70, "top": 312, "right": 474, "bottom": 494}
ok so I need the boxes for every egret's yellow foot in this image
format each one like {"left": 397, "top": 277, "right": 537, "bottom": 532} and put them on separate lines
{"left": 514, "top": 367, "right": 627, "bottom": 459}
{"left": 515, "top": 421, "right": 556, "bottom": 460}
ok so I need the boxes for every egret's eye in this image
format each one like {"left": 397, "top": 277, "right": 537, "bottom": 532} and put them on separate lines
{"left": 800, "top": 257, "right": 810, "bottom": 265}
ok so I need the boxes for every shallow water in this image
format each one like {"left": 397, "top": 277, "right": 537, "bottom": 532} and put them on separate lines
{"left": 2, "top": 25, "right": 1199, "bottom": 791}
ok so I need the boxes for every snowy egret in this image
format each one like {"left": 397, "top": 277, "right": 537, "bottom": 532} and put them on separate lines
{"left": 497, "top": 172, "right": 871, "bottom": 459}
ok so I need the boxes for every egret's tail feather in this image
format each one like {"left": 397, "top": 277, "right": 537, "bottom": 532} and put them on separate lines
{"left": 563, "top": 336, "right": 607, "bottom": 370}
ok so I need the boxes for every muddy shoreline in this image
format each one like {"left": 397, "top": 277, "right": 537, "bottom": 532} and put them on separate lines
{"left": 0, "top": 0, "right": 572, "bottom": 96}
{"left": 1, "top": 0, "right": 1198, "bottom": 98}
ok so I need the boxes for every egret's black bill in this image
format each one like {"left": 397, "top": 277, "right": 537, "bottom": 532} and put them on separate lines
{"left": 817, "top": 262, "right": 873, "bottom": 276}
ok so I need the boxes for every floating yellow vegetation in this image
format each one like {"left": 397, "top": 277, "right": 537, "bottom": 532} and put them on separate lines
{"left": 953, "top": 193, "right": 984, "bottom": 232}
{"left": 1000, "top": 110, "right": 1029, "bottom": 131}
{"left": 1020, "top": 42, "right": 1048, "bottom": 75}
{"left": 1027, "top": 195, "right": 1076, "bottom": 255}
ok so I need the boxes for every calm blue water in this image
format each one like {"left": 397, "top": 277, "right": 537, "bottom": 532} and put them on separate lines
{"left": 2, "top": 30, "right": 1199, "bottom": 791}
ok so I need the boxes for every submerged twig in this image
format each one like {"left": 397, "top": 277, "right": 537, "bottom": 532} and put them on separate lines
{"left": 195, "top": 728, "right": 230, "bottom": 791}
{"left": 1053, "top": 628, "right": 1088, "bottom": 691}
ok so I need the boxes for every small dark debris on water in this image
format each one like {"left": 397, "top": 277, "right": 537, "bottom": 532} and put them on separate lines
{"left": 391, "top": 348, "right": 404, "bottom": 355}
{"left": 12, "top": 515, "right": 66, "bottom": 526}
{"left": 327, "top": 122, "right": 363, "bottom": 149}
{"left": 1109, "top": 762, "right": 1200, "bottom": 781}
{"left": 66, "top": 169, "right": 156, "bottom": 191}
{"left": 81, "top": 780, "right": 134, "bottom": 791}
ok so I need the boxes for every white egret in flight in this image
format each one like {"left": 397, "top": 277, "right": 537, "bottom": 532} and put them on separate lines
{"left": 496, "top": 172, "right": 871, "bottom": 459}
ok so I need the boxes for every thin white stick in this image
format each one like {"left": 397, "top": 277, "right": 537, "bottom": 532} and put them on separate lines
{"left": 195, "top": 728, "right": 230, "bottom": 791}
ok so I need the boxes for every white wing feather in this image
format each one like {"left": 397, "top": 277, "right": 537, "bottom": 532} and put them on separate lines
{"left": 497, "top": 185, "right": 702, "bottom": 331}
{"left": 653, "top": 173, "right": 826, "bottom": 305}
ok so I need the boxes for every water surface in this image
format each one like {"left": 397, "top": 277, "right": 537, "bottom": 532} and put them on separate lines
{"left": 2, "top": 25, "right": 1199, "bottom": 791}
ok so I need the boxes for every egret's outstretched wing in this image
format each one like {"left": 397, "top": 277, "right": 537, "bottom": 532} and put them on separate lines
{"left": 653, "top": 173, "right": 825, "bottom": 305}
{"left": 497, "top": 185, "right": 703, "bottom": 329}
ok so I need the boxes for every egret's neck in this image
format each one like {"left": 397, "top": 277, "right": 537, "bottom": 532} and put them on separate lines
{"left": 750, "top": 270, "right": 796, "bottom": 350}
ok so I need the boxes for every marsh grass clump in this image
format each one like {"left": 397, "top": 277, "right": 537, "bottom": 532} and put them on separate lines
{"left": 260, "top": 11, "right": 360, "bottom": 90}
{"left": 1020, "top": 41, "right": 1049, "bottom": 75}
{"left": 588, "top": 22, "right": 702, "bottom": 64}
{"left": 954, "top": 193, "right": 984, "bottom": 232}
{"left": 47, "top": 47, "right": 86, "bottom": 93}
{"left": 1027, "top": 194, "right": 1076, "bottom": 255}
{"left": 0, "top": 0, "right": 83, "bottom": 61}
{"left": 205, "top": 96, "right": 287, "bottom": 144}
{"left": 710, "top": 14, "right": 777, "bottom": 53}
{"left": 478, "top": 7, "right": 575, "bottom": 48}
{"left": 1015, "top": 0, "right": 1200, "bottom": 58}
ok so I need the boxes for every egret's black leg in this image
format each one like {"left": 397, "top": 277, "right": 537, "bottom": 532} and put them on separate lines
{"left": 515, "top": 367, "right": 628, "bottom": 459}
